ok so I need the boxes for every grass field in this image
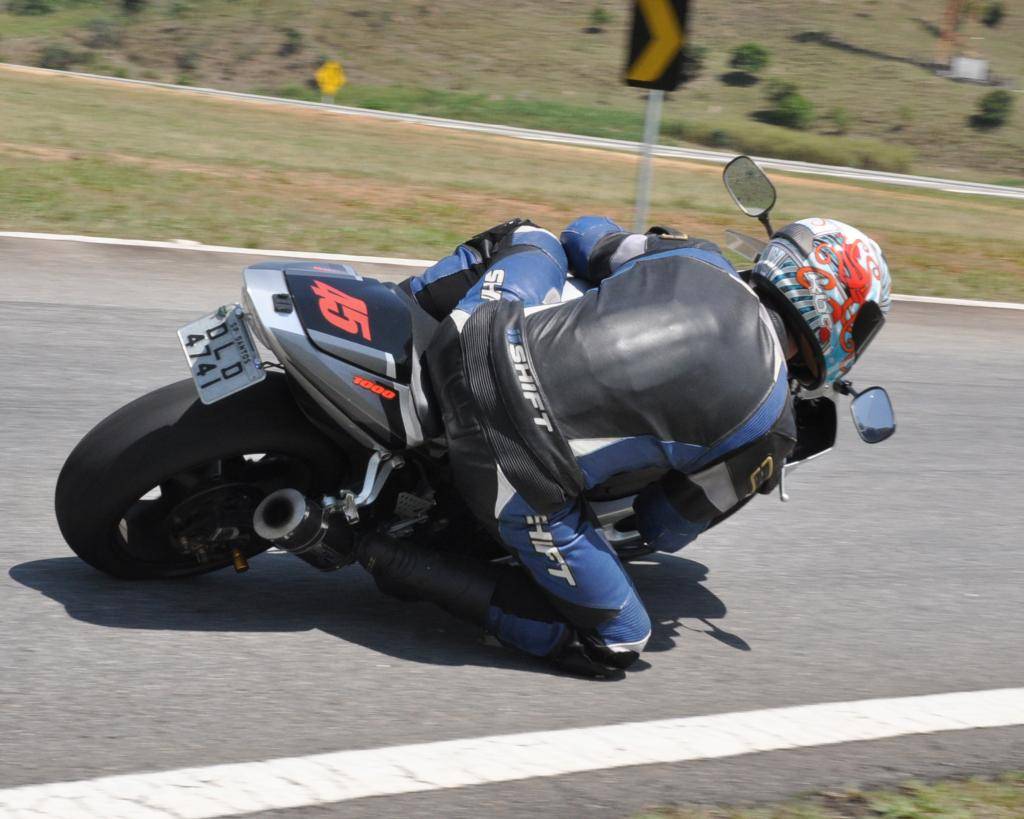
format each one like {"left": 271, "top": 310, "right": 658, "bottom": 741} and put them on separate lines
{"left": 1, "top": 67, "right": 1022, "bottom": 301}
{"left": 637, "top": 772, "right": 1024, "bottom": 818}
{"left": 0, "top": 1, "right": 1021, "bottom": 179}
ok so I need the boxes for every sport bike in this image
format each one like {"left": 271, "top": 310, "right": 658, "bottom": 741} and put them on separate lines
{"left": 56, "top": 157, "right": 895, "bottom": 579}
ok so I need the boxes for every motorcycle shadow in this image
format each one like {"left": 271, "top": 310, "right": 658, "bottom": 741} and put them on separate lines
{"left": 9, "top": 551, "right": 746, "bottom": 675}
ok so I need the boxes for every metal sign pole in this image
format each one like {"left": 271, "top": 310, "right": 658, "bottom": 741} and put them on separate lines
{"left": 633, "top": 89, "right": 664, "bottom": 233}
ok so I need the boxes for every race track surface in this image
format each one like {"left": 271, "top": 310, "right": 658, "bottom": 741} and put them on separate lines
{"left": 1, "top": 237, "right": 1022, "bottom": 817}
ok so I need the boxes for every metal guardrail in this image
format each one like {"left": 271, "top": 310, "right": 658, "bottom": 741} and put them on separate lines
{"left": 4, "top": 63, "right": 1024, "bottom": 201}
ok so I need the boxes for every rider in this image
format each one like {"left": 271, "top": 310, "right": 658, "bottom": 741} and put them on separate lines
{"left": 357, "top": 215, "right": 892, "bottom": 676}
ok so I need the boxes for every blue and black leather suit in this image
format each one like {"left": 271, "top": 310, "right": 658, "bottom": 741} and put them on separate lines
{"left": 393, "top": 216, "right": 796, "bottom": 671}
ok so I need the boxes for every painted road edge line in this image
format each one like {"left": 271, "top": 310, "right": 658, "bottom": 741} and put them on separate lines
{"left": 1, "top": 688, "right": 1022, "bottom": 819}
{"left": 3, "top": 231, "right": 1022, "bottom": 310}
{"left": 0, "top": 231, "right": 434, "bottom": 269}
{"left": 3, "top": 63, "right": 1024, "bottom": 202}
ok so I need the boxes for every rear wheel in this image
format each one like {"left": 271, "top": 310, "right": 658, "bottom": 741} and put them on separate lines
{"left": 55, "top": 374, "right": 356, "bottom": 579}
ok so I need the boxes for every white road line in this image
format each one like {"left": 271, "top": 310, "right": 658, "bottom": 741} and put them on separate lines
{"left": 2, "top": 231, "right": 1021, "bottom": 310}
{"left": 4, "top": 63, "right": 1024, "bottom": 201}
{"left": 0, "top": 688, "right": 1021, "bottom": 818}
{"left": 0, "top": 231, "right": 433, "bottom": 269}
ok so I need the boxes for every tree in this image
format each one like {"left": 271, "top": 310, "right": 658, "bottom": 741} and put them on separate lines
{"left": 764, "top": 79, "right": 798, "bottom": 102}
{"left": 729, "top": 43, "right": 770, "bottom": 74}
{"left": 771, "top": 92, "right": 815, "bottom": 130}
{"left": 982, "top": 1, "right": 1005, "bottom": 28}
{"left": 7, "top": 0, "right": 54, "bottom": 14}
{"left": 972, "top": 89, "right": 1013, "bottom": 128}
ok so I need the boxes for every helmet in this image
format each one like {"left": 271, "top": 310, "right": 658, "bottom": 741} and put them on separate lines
{"left": 751, "top": 218, "right": 892, "bottom": 390}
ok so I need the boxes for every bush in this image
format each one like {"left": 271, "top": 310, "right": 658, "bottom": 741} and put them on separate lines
{"left": 589, "top": 5, "right": 611, "bottom": 27}
{"left": 122, "top": 0, "right": 147, "bottom": 12}
{"left": 972, "top": 89, "right": 1013, "bottom": 128}
{"left": 982, "top": 1, "right": 1005, "bottom": 27}
{"left": 84, "top": 18, "right": 122, "bottom": 49}
{"left": 828, "top": 106, "right": 852, "bottom": 134}
{"left": 279, "top": 27, "right": 303, "bottom": 57}
{"left": 7, "top": 0, "right": 54, "bottom": 14}
{"left": 176, "top": 49, "right": 199, "bottom": 71}
{"left": 769, "top": 91, "right": 815, "bottom": 129}
{"left": 763, "top": 78, "right": 798, "bottom": 102}
{"left": 681, "top": 44, "right": 707, "bottom": 80}
{"left": 729, "top": 43, "right": 770, "bottom": 74}
{"left": 38, "top": 44, "right": 81, "bottom": 70}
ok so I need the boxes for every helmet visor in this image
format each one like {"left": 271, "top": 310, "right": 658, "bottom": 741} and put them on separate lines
{"left": 789, "top": 331, "right": 822, "bottom": 388}
{"left": 851, "top": 301, "right": 886, "bottom": 362}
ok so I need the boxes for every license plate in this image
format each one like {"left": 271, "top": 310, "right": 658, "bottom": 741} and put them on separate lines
{"left": 177, "top": 306, "right": 265, "bottom": 405}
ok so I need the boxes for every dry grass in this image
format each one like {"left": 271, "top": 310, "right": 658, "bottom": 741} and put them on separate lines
{"left": 636, "top": 772, "right": 1024, "bottom": 818}
{"left": 0, "top": 0, "right": 1021, "bottom": 178}
{"left": 1, "top": 68, "right": 1022, "bottom": 300}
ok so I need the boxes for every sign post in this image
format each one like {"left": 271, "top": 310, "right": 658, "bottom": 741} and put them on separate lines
{"left": 315, "top": 60, "right": 346, "bottom": 103}
{"left": 624, "top": 0, "right": 690, "bottom": 232}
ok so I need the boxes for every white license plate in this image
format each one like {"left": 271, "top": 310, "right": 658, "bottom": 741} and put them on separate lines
{"left": 177, "top": 306, "right": 265, "bottom": 405}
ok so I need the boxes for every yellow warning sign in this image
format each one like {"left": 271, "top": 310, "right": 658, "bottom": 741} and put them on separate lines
{"left": 315, "top": 60, "right": 346, "bottom": 96}
{"left": 625, "top": 0, "right": 688, "bottom": 90}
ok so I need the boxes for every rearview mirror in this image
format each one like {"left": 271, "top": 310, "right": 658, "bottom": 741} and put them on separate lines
{"left": 723, "top": 155, "right": 777, "bottom": 218}
{"left": 850, "top": 387, "right": 896, "bottom": 444}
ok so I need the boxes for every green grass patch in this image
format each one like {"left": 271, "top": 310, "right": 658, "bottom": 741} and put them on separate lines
{"left": 1, "top": 69, "right": 1022, "bottom": 301}
{"left": 637, "top": 772, "right": 1024, "bottom": 818}
{"left": 267, "top": 83, "right": 914, "bottom": 173}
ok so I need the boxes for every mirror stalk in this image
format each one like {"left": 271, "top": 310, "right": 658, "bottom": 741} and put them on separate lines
{"left": 758, "top": 212, "right": 774, "bottom": 238}
{"left": 778, "top": 467, "right": 790, "bottom": 502}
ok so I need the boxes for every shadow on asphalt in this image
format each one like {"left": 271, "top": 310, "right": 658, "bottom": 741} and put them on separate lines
{"left": 9, "top": 552, "right": 747, "bottom": 676}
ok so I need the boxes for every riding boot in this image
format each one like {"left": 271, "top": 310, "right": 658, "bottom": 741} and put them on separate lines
{"left": 357, "top": 531, "right": 496, "bottom": 625}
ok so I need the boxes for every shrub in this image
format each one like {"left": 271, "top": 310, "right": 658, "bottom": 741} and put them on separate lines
{"left": 729, "top": 43, "right": 770, "bottom": 74}
{"left": 763, "top": 78, "right": 798, "bottom": 102}
{"left": 176, "top": 49, "right": 199, "bottom": 71}
{"left": 896, "top": 104, "right": 915, "bottom": 130}
{"left": 38, "top": 44, "right": 80, "bottom": 70}
{"left": 122, "top": 0, "right": 147, "bottom": 12}
{"left": 828, "top": 106, "right": 852, "bottom": 134}
{"left": 972, "top": 89, "right": 1013, "bottom": 128}
{"left": 769, "top": 92, "right": 815, "bottom": 129}
{"left": 279, "top": 27, "right": 303, "bottom": 57}
{"left": 7, "top": 0, "right": 54, "bottom": 14}
{"left": 682, "top": 44, "right": 707, "bottom": 80}
{"left": 84, "top": 18, "right": 122, "bottom": 49}
{"left": 982, "top": 1, "right": 1005, "bottom": 27}
{"left": 589, "top": 5, "right": 611, "bottom": 27}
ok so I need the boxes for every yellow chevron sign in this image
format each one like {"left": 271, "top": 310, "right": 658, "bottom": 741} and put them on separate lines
{"left": 625, "top": 0, "right": 689, "bottom": 90}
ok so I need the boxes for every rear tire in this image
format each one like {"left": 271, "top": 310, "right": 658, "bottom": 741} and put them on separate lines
{"left": 55, "top": 374, "right": 355, "bottom": 579}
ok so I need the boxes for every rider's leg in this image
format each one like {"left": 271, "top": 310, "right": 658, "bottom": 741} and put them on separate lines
{"left": 494, "top": 491, "right": 651, "bottom": 668}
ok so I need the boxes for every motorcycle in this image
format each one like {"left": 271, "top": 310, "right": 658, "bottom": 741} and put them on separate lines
{"left": 56, "top": 156, "right": 895, "bottom": 580}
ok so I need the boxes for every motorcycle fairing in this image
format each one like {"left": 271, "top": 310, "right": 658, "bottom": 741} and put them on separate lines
{"left": 242, "top": 263, "right": 434, "bottom": 450}
{"left": 284, "top": 265, "right": 415, "bottom": 382}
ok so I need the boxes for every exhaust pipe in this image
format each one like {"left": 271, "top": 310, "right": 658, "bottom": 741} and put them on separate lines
{"left": 253, "top": 489, "right": 352, "bottom": 571}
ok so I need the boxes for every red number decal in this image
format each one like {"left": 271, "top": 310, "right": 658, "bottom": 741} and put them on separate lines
{"left": 352, "top": 375, "right": 396, "bottom": 400}
{"left": 311, "top": 280, "right": 372, "bottom": 341}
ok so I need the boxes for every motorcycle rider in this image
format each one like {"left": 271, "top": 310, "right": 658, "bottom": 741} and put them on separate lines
{"left": 357, "top": 215, "right": 892, "bottom": 676}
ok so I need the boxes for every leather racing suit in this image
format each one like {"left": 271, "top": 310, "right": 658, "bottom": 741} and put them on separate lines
{"left": 388, "top": 216, "right": 797, "bottom": 671}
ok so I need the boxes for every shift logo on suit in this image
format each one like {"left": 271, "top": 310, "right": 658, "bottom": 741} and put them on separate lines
{"left": 526, "top": 515, "right": 577, "bottom": 586}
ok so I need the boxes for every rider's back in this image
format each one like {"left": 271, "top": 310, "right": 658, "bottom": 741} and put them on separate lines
{"left": 526, "top": 246, "right": 785, "bottom": 464}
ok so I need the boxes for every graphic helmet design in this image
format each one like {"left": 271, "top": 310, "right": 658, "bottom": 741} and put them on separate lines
{"left": 751, "top": 218, "right": 892, "bottom": 390}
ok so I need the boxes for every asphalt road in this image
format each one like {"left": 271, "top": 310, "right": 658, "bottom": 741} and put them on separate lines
{"left": 1, "top": 237, "right": 1022, "bottom": 817}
